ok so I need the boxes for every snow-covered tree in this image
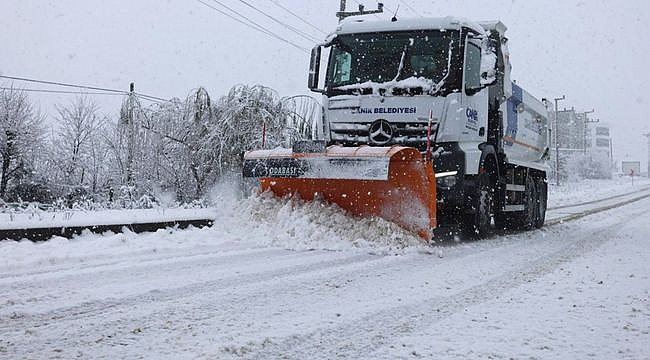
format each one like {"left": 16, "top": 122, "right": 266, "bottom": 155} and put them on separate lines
{"left": 214, "top": 84, "right": 294, "bottom": 173}
{"left": 0, "top": 86, "right": 45, "bottom": 200}
{"left": 281, "top": 94, "right": 320, "bottom": 141}
{"left": 105, "top": 91, "right": 154, "bottom": 197}
{"left": 137, "top": 88, "right": 219, "bottom": 201}
{"left": 0, "top": 83, "right": 320, "bottom": 205}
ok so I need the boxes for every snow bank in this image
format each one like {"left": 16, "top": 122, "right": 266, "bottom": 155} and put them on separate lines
{"left": 0, "top": 182, "right": 425, "bottom": 269}
{"left": 3, "top": 176, "right": 649, "bottom": 268}
{"left": 0, "top": 207, "right": 216, "bottom": 230}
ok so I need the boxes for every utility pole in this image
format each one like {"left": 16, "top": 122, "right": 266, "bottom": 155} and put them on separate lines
{"left": 126, "top": 82, "right": 136, "bottom": 185}
{"left": 580, "top": 109, "right": 596, "bottom": 155}
{"left": 337, "top": 1, "right": 384, "bottom": 21}
{"left": 553, "top": 95, "right": 565, "bottom": 186}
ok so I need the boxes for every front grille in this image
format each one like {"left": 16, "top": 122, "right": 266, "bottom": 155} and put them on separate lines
{"left": 330, "top": 122, "right": 438, "bottom": 151}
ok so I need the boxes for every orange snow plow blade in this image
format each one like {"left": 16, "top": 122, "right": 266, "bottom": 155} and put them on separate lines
{"left": 242, "top": 144, "right": 437, "bottom": 240}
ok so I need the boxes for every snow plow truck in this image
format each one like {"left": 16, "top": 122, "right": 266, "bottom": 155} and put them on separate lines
{"left": 243, "top": 16, "right": 550, "bottom": 240}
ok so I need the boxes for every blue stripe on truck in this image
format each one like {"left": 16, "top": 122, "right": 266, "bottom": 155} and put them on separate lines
{"left": 504, "top": 83, "right": 523, "bottom": 146}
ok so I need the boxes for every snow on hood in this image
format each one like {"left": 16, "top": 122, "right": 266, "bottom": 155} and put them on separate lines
{"left": 335, "top": 76, "right": 437, "bottom": 95}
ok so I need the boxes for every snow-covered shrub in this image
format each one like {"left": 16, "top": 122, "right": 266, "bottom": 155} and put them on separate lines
{"left": 565, "top": 152, "right": 614, "bottom": 182}
{"left": 5, "top": 181, "right": 52, "bottom": 203}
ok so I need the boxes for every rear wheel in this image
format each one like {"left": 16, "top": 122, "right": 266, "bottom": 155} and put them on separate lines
{"left": 534, "top": 177, "right": 547, "bottom": 228}
{"left": 493, "top": 211, "right": 510, "bottom": 230}
{"left": 510, "top": 175, "right": 536, "bottom": 230}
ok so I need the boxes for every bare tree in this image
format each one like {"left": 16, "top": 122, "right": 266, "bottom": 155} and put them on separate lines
{"left": 52, "top": 96, "right": 104, "bottom": 188}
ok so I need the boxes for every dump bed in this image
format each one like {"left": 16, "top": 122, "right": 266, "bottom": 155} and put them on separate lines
{"left": 502, "top": 82, "right": 550, "bottom": 171}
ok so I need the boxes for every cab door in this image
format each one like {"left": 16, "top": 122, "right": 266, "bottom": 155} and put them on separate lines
{"left": 460, "top": 37, "right": 488, "bottom": 143}
{"left": 459, "top": 37, "right": 489, "bottom": 174}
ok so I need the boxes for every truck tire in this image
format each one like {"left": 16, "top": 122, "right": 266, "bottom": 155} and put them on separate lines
{"left": 518, "top": 175, "right": 537, "bottom": 230}
{"left": 493, "top": 211, "right": 510, "bottom": 230}
{"left": 464, "top": 173, "right": 493, "bottom": 237}
{"left": 534, "top": 177, "right": 547, "bottom": 228}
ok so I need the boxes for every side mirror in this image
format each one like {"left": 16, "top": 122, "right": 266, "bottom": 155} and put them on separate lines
{"left": 480, "top": 38, "right": 498, "bottom": 86}
{"left": 308, "top": 46, "right": 323, "bottom": 92}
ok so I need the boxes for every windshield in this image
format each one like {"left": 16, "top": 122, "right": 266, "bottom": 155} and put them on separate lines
{"left": 326, "top": 30, "right": 458, "bottom": 94}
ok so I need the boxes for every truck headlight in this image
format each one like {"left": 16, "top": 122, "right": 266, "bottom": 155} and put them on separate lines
{"left": 435, "top": 171, "right": 458, "bottom": 188}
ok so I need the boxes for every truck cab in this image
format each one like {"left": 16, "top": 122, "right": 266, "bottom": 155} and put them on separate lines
{"left": 309, "top": 16, "right": 549, "bottom": 234}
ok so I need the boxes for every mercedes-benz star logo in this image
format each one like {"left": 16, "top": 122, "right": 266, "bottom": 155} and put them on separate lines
{"left": 368, "top": 119, "right": 393, "bottom": 145}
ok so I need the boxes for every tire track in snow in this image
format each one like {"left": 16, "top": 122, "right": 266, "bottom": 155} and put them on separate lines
{"left": 0, "top": 245, "right": 282, "bottom": 283}
{"left": 545, "top": 187, "right": 650, "bottom": 225}
{"left": 229, "top": 200, "right": 649, "bottom": 360}
{"left": 0, "top": 248, "right": 401, "bottom": 358}
{"left": 547, "top": 185, "right": 650, "bottom": 211}
{"left": 0, "top": 250, "right": 381, "bottom": 333}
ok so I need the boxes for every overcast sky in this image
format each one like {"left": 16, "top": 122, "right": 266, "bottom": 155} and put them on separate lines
{"left": 2, "top": 0, "right": 649, "bottom": 171}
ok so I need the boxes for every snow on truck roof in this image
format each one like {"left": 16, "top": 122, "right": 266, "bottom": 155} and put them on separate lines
{"left": 333, "top": 16, "right": 506, "bottom": 37}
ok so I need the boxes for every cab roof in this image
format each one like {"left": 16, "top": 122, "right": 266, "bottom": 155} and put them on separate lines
{"left": 334, "top": 16, "right": 488, "bottom": 36}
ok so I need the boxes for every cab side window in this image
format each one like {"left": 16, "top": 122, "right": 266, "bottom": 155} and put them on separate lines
{"left": 332, "top": 52, "right": 351, "bottom": 84}
{"left": 464, "top": 42, "right": 481, "bottom": 93}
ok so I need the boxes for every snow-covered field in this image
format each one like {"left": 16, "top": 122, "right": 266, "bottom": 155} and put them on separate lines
{"left": 548, "top": 176, "right": 650, "bottom": 208}
{"left": 1, "top": 177, "right": 649, "bottom": 359}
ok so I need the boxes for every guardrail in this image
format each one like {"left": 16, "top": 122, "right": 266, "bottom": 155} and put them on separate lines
{"left": 0, "top": 219, "right": 214, "bottom": 242}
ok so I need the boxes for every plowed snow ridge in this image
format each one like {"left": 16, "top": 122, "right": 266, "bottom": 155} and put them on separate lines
{"left": 219, "top": 192, "right": 425, "bottom": 252}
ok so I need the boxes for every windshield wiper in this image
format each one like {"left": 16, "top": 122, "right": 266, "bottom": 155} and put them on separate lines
{"left": 429, "top": 38, "right": 455, "bottom": 96}
{"left": 392, "top": 45, "right": 408, "bottom": 82}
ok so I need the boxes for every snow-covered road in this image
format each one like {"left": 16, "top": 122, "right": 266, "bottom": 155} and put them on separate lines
{"left": 1, "top": 180, "right": 649, "bottom": 359}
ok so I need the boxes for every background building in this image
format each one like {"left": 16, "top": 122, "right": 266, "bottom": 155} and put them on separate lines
{"left": 588, "top": 125, "right": 612, "bottom": 159}
{"left": 550, "top": 108, "right": 613, "bottom": 180}
{"left": 556, "top": 108, "right": 585, "bottom": 152}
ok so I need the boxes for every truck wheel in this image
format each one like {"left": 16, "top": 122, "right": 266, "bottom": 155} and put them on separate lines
{"left": 534, "top": 178, "right": 547, "bottom": 228}
{"left": 520, "top": 175, "right": 537, "bottom": 230}
{"left": 493, "top": 212, "right": 510, "bottom": 230}
{"left": 465, "top": 173, "right": 493, "bottom": 237}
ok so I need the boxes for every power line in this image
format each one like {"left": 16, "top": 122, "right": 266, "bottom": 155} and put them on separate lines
{"left": 0, "top": 87, "right": 124, "bottom": 96}
{"left": 133, "top": 93, "right": 170, "bottom": 103}
{"left": 237, "top": 0, "right": 321, "bottom": 43}
{"left": 265, "top": 0, "right": 328, "bottom": 36}
{"left": 0, "top": 87, "right": 167, "bottom": 105}
{"left": 209, "top": 0, "right": 315, "bottom": 48}
{"left": 0, "top": 75, "right": 168, "bottom": 102}
{"left": 1, "top": 75, "right": 125, "bottom": 95}
{"left": 196, "top": 0, "right": 309, "bottom": 53}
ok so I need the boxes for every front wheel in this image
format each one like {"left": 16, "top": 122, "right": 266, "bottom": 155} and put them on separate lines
{"left": 464, "top": 173, "right": 493, "bottom": 237}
